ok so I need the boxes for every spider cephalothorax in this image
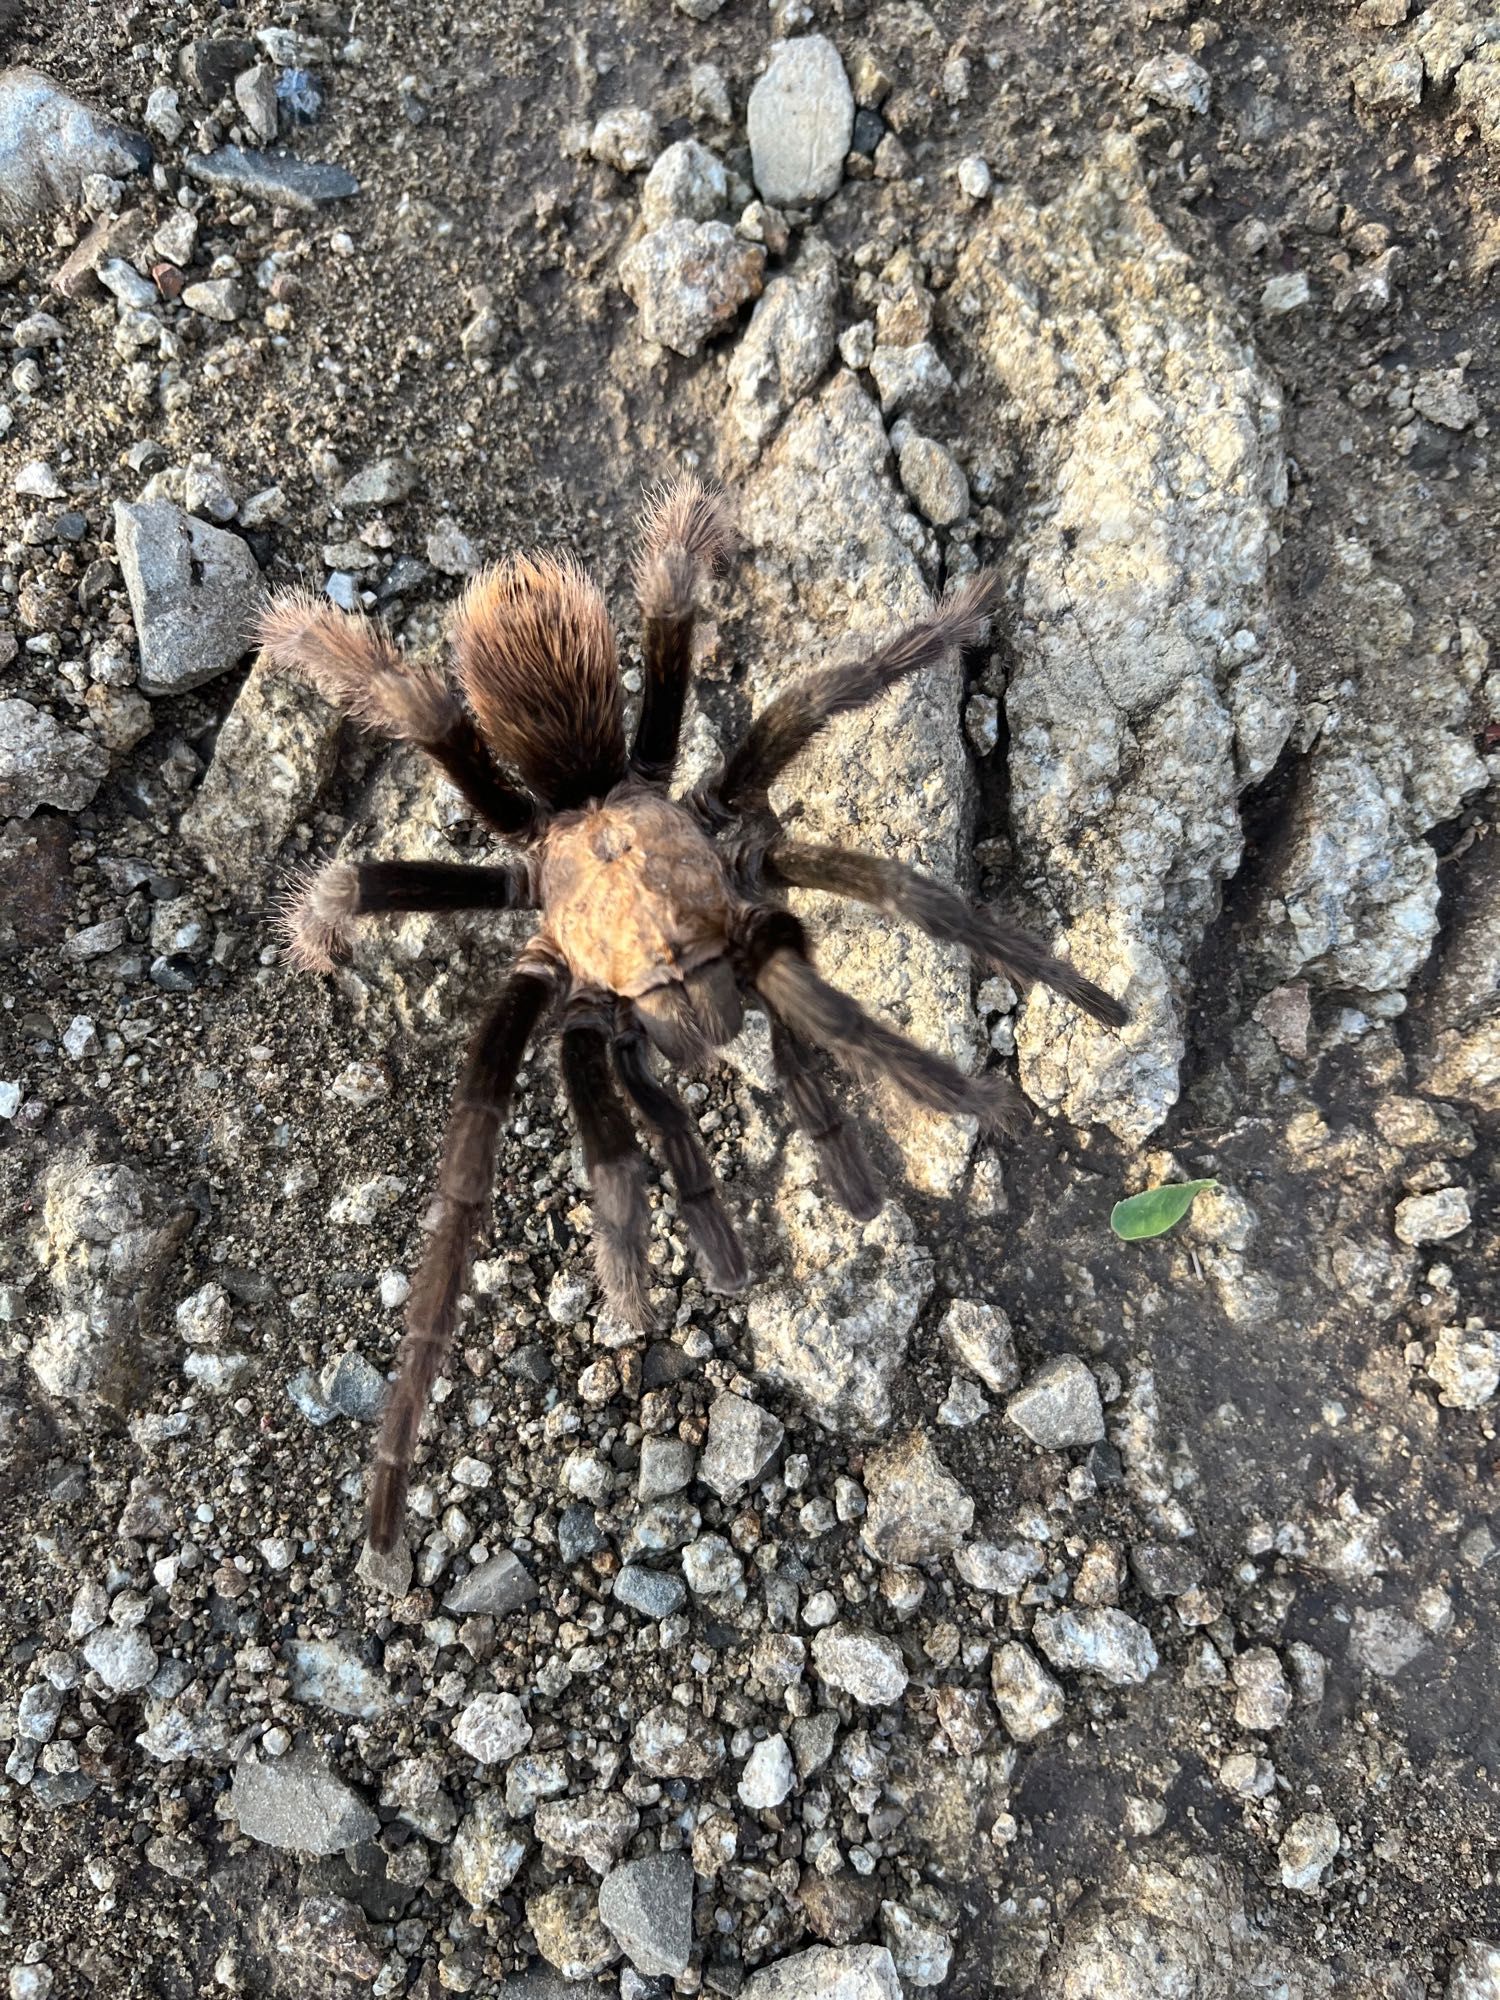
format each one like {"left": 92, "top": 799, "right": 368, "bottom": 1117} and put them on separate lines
{"left": 258, "top": 476, "right": 1128, "bottom": 1553}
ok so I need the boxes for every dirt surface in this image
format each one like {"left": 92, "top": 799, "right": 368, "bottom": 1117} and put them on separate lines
{"left": 2, "top": 1, "right": 1498, "bottom": 1996}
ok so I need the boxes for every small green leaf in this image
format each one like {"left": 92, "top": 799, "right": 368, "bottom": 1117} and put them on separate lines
{"left": 1110, "top": 1179, "right": 1219, "bottom": 1242}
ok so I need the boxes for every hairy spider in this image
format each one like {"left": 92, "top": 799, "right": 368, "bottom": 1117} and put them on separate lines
{"left": 258, "top": 476, "right": 1127, "bottom": 1554}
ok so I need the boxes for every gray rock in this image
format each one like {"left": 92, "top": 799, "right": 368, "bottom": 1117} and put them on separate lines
{"left": 681, "top": 1533, "right": 744, "bottom": 1596}
{"left": 1006, "top": 1354, "right": 1105, "bottom": 1449}
{"left": 589, "top": 106, "right": 659, "bottom": 173}
{"left": 990, "top": 1640, "right": 1066, "bottom": 1739}
{"left": 230, "top": 1754, "right": 378, "bottom": 1855}
{"left": 1449, "top": 1943, "right": 1500, "bottom": 2000}
{"left": 897, "top": 434, "right": 969, "bottom": 525}
{"left": 183, "top": 145, "right": 359, "bottom": 209}
{"left": 450, "top": 1797, "right": 529, "bottom": 1910}
{"left": 535, "top": 1792, "right": 640, "bottom": 1876}
{"left": 181, "top": 277, "right": 244, "bottom": 321}
{"left": 1133, "top": 53, "right": 1211, "bottom": 114}
{"left": 1127, "top": 1542, "right": 1202, "bottom": 1599}
{"left": 860, "top": 1429, "right": 974, "bottom": 1563}
{"left": 739, "top": 1732, "right": 796, "bottom": 1809}
{"left": 444, "top": 1549, "right": 538, "bottom": 1616}
{"left": 1416, "top": 860, "right": 1500, "bottom": 1114}
{"left": 426, "top": 518, "right": 479, "bottom": 575}
{"left": 867, "top": 342, "right": 955, "bottom": 418}
{"left": 1429, "top": 1324, "right": 1500, "bottom": 1409}
{"left": 880, "top": 1902, "right": 953, "bottom": 1989}
{"left": 630, "top": 1703, "right": 725, "bottom": 1778}
{"left": 638, "top": 1434, "right": 697, "bottom": 1501}
{"left": 699, "top": 1389, "right": 785, "bottom": 1498}
{"left": 1350, "top": 1608, "right": 1428, "bottom": 1678}
{"left": 318, "top": 1349, "right": 385, "bottom": 1422}
{"left": 0, "top": 700, "right": 109, "bottom": 819}
{"left": 114, "top": 501, "right": 263, "bottom": 696}
{"left": 1231, "top": 1646, "right": 1292, "bottom": 1731}
{"left": 954, "top": 1539, "right": 1044, "bottom": 1596}
{"left": 1034, "top": 1608, "right": 1158, "bottom": 1687}
{"left": 747, "top": 36, "right": 854, "bottom": 206}
{"left": 726, "top": 234, "right": 839, "bottom": 461}
{"left": 283, "top": 1640, "right": 389, "bottom": 1717}
{"left": 1394, "top": 1187, "right": 1471, "bottom": 1245}
{"left": 614, "top": 1564, "right": 688, "bottom": 1618}
{"left": 83, "top": 1627, "right": 157, "bottom": 1692}
{"left": 452, "top": 1691, "right": 532, "bottom": 1764}
{"left": 811, "top": 1624, "right": 908, "bottom": 1707}
{"left": 0, "top": 67, "right": 149, "bottom": 226}
{"left": 1279, "top": 1811, "right": 1339, "bottom": 1894}
{"left": 789, "top": 1710, "right": 839, "bottom": 1779}
{"left": 505, "top": 1751, "right": 569, "bottom": 1818}
{"left": 337, "top": 457, "right": 417, "bottom": 507}
{"left": 742, "top": 1944, "right": 903, "bottom": 2000}
{"left": 641, "top": 138, "right": 727, "bottom": 227}
{"left": 938, "top": 1299, "right": 1019, "bottom": 1393}
{"left": 953, "top": 137, "right": 1291, "bottom": 1141}
{"left": 526, "top": 1883, "right": 620, "bottom": 1981}
{"left": 620, "top": 218, "right": 765, "bottom": 356}
{"left": 598, "top": 1853, "right": 694, "bottom": 1977}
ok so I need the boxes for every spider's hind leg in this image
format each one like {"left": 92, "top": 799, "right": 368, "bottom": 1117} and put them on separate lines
{"left": 612, "top": 1023, "right": 749, "bottom": 1295}
{"left": 767, "top": 1013, "right": 883, "bottom": 1222}
{"left": 560, "top": 1017, "right": 655, "bottom": 1330}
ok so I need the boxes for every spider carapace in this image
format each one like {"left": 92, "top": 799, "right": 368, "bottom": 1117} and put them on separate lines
{"left": 258, "top": 475, "right": 1128, "bottom": 1554}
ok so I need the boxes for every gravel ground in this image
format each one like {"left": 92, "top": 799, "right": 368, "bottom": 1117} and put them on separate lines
{"left": 2, "top": 1, "right": 1499, "bottom": 1996}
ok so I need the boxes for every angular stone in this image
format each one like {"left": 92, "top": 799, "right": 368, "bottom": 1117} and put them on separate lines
{"left": 630, "top": 1703, "right": 725, "bottom": 1778}
{"left": 990, "top": 1641, "right": 1065, "bottom": 1740}
{"left": 620, "top": 218, "right": 764, "bottom": 357}
{"left": 526, "top": 1883, "right": 620, "bottom": 1983}
{"left": 738, "top": 1732, "right": 796, "bottom": 1809}
{"left": 0, "top": 700, "right": 108, "bottom": 819}
{"left": 748, "top": 37, "right": 855, "bottom": 206}
{"left": 114, "top": 501, "right": 263, "bottom": 695}
{"left": 0, "top": 66, "right": 149, "bottom": 227}
{"left": 1033, "top": 1608, "right": 1157, "bottom": 1686}
{"left": 443, "top": 1549, "right": 537, "bottom": 1617}
{"left": 811, "top": 1625, "right": 908, "bottom": 1707}
{"left": 938, "top": 1299, "right": 1019, "bottom": 1393}
{"left": 180, "top": 668, "right": 341, "bottom": 875}
{"left": 614, "top": 1565, "right": 688, "bottom": 1619}
{"left": 184, "top": 145, "right": 359, "bottom": 209}
{"left": 1279, "top": 1811, "right": 1339, "bottom": 1894}
{"left": 598, "top": 1852, "right": 694, "bottom": 1977}
{"left": 452, "top": 1691, "right": 531, "bottom": 1764}
{"left": 1005, "top": 1354, "right": 1105, "bottom": 1449}
{"left": 535, "top": 1792, "right": 640, "bottom": 1876}
{"left": 726, "top": 235, "right": 839, "bottom": 461}
{"left": 230, "top": 1754, "right": 378, "bottom": 1855}
{"left": 283, "top": 1640, "right": 389, "bottom": 1718}
{"left": 641, "top": 138, "right": 727, "bottom": 227}
{"left": 860, "top": 1430, "right": 973, "bottom": 1564}
{"left": 699, "top": 1390, "right": 784, "bottom": 1499}
{"left": 741, "top": 1944, "right": 903, "bottom": 2000}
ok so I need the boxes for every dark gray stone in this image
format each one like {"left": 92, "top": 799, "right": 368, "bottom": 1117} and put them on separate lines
{"left": 184, "top": 145, "right": 359, "bottom": 210}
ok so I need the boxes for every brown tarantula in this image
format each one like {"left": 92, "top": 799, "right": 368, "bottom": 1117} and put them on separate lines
{"left": 259, "top": 476, "right": 1127, "bottom": 1554}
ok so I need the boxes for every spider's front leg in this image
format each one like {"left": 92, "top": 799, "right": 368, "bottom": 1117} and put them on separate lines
{"left": 282, "top": 857, "right": 536, "bottom": 973}
{"left": 367, "top": 945, "right": 563, "bottom": 1554}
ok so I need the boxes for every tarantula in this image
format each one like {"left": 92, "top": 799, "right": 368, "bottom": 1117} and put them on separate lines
{"left": 259, "top": 476, "right": 1127, "bottom": 1554}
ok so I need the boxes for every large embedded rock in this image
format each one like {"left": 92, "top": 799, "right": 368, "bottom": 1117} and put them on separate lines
{"left": 114, "top": 500, "right": 264, "bottom": 695}
{"left": 0, "top": 67, "right": 149, "bottom": 225}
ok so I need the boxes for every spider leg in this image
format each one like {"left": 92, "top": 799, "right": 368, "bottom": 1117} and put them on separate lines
{"left": 612, "top": 1025, "right": 750, "bottom": 1295}
{"left": 764, "top": 843, "right": 1127, "bottom": 1029}
{"left": 767, "top": 1012, "right": 883, "bottom": 1221}
{"left": 736, "top": 907, "right": 1028, "bottom": 1137}
{"left": 367, "top": 951, "right": 561, "bottom": 1554}
{"left": 281, "top": 858, "right": 535, "bottom": 973}
{"left": 256, "top": 592, "right": 540, "bottom": 840}
{"left": 694, "top": 571, "right": 1001, "bottom": 826}
{"left": 629, "top": 474, "right": 734, "bottom": 786}
{"left": 559, "top": 1020, "right": 655, "bottom": 1329}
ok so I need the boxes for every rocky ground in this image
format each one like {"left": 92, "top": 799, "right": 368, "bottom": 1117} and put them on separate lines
{"left": 2, "top": 0, "right": 1499, "bottom": 1995}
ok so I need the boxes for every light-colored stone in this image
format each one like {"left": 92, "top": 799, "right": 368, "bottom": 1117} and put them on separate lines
{"left": 0, "top": 66, "right": 147, "bottom": 226}
{"left": 747, "top": 37, "right": 854, "bottom": 206}
{"left": 641, "top": 137, "right": 727, "bottom": 227}
{"left": 860, "top": 1429, "right": 974, "bottom": 1563}
{"left": 229, "top": 1755, "right": 378, "bottom": 1855}
{"left": 938, "top": 1299, "right": 1019, "bottom": 1393}
{"left": 743, "top": 1944, "right": 903, "bottom": 2000}
{"left": 811, "top": 1624, "right": 908, "bottom": 1706}
{"left": 114, "top": 500, "right": 263, "bottom": 696}
{"left": 0, "top": 699, "right": 109, "bottom": 819}
{"left": 1006, "top": 1354, "right": 1105, "bottom": 1448}
{"left": 726, "top": 234, "right": 839, "bottom": 460}
{"left": 620, "top": 219, "right": 765, "bottom": 356}
{"left": 739, "top": 1732, "right": 796, "bottom": 1809}
{"left": 450, "top": 1795, "right": 528, "bottom": 1909}
{"left": 1395, "top": 1187, "right": 1471, "bottom": 1245}
{"left": 1033, "top": 1608, "right": 1158, "bottom": 1686}
{"left": 990, "top": 1641, "right": 1066, "bottom": 1739}
{"left": 452, "top": 1691, "right": 532, "bottom": 1764}
{"left": 1279, "top": 1811, "right": 1339, "bottom": 1894}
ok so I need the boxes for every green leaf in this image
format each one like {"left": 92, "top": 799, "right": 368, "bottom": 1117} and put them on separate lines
{"left": 1110, "top": 1179, "right": 1219, "bottom": 1242}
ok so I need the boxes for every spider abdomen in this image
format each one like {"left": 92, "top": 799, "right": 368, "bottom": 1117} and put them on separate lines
{"left": 541, "top": 789, "right": 732, "bottom": 1004}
